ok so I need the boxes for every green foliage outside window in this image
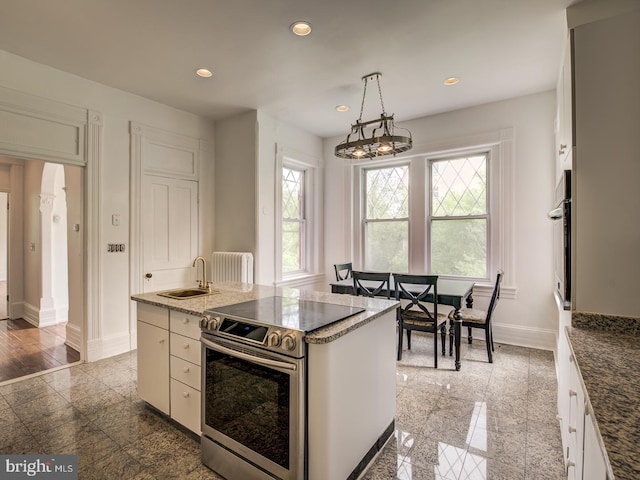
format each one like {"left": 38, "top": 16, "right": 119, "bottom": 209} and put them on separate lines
{"left": 282, "top": 167, "right": 303, "bottom": 273}
{"left": 364, "top": 166, "right": 409, "bottom": 272}
{"left": 431, "top": 156, "right": 488, "bottom": 278}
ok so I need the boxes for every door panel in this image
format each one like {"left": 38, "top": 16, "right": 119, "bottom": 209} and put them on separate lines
{"left": 142, "top": 175, "right": 198, "bottom": 292}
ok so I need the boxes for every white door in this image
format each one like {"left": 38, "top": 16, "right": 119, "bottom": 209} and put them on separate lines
{"left": 142, "top": 175, "right": 198, "bottom": 292}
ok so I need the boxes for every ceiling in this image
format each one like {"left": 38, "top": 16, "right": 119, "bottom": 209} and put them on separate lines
{"left": 0, "top": 0, "right": 575, "bottom": 138}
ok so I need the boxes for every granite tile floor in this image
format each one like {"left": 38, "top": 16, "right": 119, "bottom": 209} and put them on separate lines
{"left": 0, "top": 334, "right": 564, "bottom": 479}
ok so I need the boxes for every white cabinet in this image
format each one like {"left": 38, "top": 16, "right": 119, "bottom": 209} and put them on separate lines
{"left": 136, "top": 303, "right": 202, "bottom": 434}
{"left": 557, "top": 330, "right": 609, "bottom": 480}
{"left": 583, "top": 412, "right": 607, "bottom": 480}
{"left": 137, "top": 303, "right": 170, "bottom": 414}
{"left": 555, "top": 31, "right": 574, "bottom": 183}
{"left": 566, "top": 354, "right": 585, "bottom": 480}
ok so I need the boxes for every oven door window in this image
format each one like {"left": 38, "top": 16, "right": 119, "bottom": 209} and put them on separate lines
{"left": 204, "top": 348, "right": 291, "bottom": 469}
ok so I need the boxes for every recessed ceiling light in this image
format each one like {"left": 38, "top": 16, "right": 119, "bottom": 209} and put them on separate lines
{"left": 335, "top": 105, "right": 350, "bottom": 112}
{"left": 444, "top": 77, "right": 460, "bottom": 85}
{"left": 290, "top": 21, "right": 312, "bottom": 36}
{"left": 196, "top": 68, "right": 213, "bottom": 78}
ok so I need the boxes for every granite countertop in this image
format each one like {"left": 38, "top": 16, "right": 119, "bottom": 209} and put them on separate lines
{"left": 131, "top": 282, "right": 399, "bottom": 344}
{"left": 566, "top": 316, "right": 640, "bottom": 480}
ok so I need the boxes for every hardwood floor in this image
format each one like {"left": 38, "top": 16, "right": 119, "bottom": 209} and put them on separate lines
{"left": 0, "top": 319, "right": 80, "bottom": 383}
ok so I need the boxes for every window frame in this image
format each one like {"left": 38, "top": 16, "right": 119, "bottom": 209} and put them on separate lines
{"left": 281, "top": 165, "right": 307, "bottom": 275}
{"left": 275, "top": 147, "right": 320, "bottom": 285}
{"left": 361, "top": 164, "right": 410, "bottom": 272}
{"left": 427, "top": 151, "right": 491, "bottom": 281}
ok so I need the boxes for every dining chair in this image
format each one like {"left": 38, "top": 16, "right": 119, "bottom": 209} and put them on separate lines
{"left": 333, "top": 262, "right": 353, "bottom": 281}
{"left": 394, "top": 274, "right": 453, "bottom": 366}
{"left": 450, "top": 269, "right": 503, "bottom": 363}
{"left": 352, "top": 271, "right": 391, "bottom": 299}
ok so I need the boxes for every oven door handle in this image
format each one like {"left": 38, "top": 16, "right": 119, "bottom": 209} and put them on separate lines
{"left": 201, "top": 337, "right": 298, "bottom": 372}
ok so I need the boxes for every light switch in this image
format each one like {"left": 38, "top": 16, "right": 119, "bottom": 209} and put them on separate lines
{"left": 112, "top": 214, "right": 120, "bottom": 226}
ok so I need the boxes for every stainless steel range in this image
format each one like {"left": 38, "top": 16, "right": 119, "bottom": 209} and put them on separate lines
{"left": 199, "top": 296, "right": 365, "bottom": 480}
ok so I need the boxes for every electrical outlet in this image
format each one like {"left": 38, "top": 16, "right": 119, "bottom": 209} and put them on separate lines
{"left": 107, "top": 243, "right": 126, "bottom": 253}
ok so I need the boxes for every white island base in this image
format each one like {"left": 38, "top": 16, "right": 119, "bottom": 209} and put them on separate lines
{"left": 307, "top": 309, "right": 396, "bottom": 479}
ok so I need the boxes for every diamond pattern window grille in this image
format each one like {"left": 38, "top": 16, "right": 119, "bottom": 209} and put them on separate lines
{"left": 283, "top": 167, "right": 303, "bottom": 219}
{"left": 432, "top": 155, "right": 487, "bottom": 217}
{"left": 430, "top": 154, "right": 488, "bottom": 278}
{"left": 366, "top": 166, "right": 409, "bottom": 219}
{"left": 282, "top": 167, "right": 304, "bottom": 273}
{"left": 363, "top": 166, "right": 409, "bottom": 272}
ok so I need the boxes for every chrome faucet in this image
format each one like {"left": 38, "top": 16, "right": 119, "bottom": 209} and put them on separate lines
{"left": 192, "top": 256, "right": 210, "bottom": 291}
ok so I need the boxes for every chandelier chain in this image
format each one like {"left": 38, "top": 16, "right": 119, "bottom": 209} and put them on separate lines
{"left": 375, "top": 74, "right": 386, "bottom": 115}
{"left": 358, "top": 77, "right": 368, "bottom": 122}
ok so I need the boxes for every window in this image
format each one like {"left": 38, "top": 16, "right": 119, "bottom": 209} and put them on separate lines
{"left": 354, "top": 129, "right": 511, "bottom": 285}
{"left": 429, "top": 154, "right": 488, "bottom": 278}
{"left": 282, "top": 166, "right": 305, "bottom": 274}
{"left": 363, "top": 166, "right": 409, "bottom": 272}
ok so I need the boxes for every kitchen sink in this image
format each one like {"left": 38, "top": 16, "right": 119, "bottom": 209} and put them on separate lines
{"left": 157, "top": 288, "right": 219, "bottom": 299}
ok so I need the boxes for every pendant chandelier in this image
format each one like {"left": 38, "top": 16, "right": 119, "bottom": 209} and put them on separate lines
{"left": 334, "top": 72, "right": 412, "bottom": 160}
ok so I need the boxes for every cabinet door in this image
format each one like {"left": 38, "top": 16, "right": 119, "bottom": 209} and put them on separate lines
{"left": 137, "top": 320, "right": 170, "bottom": 414}
{"left": 557, "top": 332, "right": 572, "bottom": 453}
{"left": 170, "top": 378, "right": 201, "bottom": 434}
{"left": 583, "top": 412, "right": 607, "bottom": 480}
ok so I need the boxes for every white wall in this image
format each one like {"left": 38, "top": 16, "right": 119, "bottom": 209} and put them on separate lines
{"left": 0, "top": 50, "right": 215, "bottom": 360}
{"left": 256, "top": 111, "right": 324, "bottom": 286}
{"left": 324, "top": 91, "right": 558, "bottom": 349}
{"left": 213, "top": 110, "right": 324, "bottom": 287}
{"left": 213, "top": 111, "right": 258, "bottom": 256}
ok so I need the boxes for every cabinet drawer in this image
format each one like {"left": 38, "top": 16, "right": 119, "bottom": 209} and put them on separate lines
{"left": 170, "top": 332, "right": 201, "bottom": 365}
{"left": 170, "top": 355, "right": 201, "bottom": 390}
{"left": 170, "top": 310, "right": 202, "bottom": 340}
{"left": 170, "top": 379, "right": 201, "bottom": 434}
{"left": 137, "top": 303, "right": 169, "bottom": 330}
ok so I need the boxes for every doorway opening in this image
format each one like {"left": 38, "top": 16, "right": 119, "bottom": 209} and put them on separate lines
{"left": 0, "top": 158, "right": 83, "bottom": 384}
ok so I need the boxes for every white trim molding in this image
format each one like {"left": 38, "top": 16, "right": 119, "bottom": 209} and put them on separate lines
{"left": 493, "top": 322, "right": 556, "bottom": 351}
{"left": 0, "top": 85, "right": 87, "bottom": 166}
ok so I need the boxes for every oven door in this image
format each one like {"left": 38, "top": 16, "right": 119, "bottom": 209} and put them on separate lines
{"left": 201, "top": 334, "right": 305, "bottom": 480}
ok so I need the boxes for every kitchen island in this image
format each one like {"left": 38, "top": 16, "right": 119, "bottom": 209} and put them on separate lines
{"left": 132, "top": 282, "right": 399, "bottom": 480}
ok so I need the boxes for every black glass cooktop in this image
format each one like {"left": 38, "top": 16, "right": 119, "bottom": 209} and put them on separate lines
{"left": 207, "top": 296, "right": 365, "bottom": 333}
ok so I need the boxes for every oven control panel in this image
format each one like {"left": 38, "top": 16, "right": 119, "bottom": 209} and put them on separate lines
{"left": 200, "top": 314, "right": 304, "bottom": 357}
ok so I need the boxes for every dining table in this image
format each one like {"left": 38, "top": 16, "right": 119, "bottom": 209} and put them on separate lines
{"left": 330, "top": 277, "right": 475, "bottom": 371}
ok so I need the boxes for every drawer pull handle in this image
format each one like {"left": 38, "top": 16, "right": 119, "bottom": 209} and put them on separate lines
{"left": 568, "top": 425, "right": 576, "bottom": 434}
{"left": 183, "top": 392, "right": 189, "bottom": 398}
{"left": 159, "top": 338, "right": 165, "bottom": 344}
{"left": 569, "top": 389, "right": 577, "bottom": 397}
{"left": 183, "top": 367, "right": 190, "bottom": 373}
{"left": 183, "top": 343, "right": 189, "bottom": 349}
{"left": 183, "top": 318, "right": 189, "bottom": 324}
{"left": 566, "top": 460, "right": 575, "bottom": 475}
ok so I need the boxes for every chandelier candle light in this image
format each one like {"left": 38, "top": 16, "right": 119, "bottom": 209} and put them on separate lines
{"left": 334, "top": 72, "right": 412, "bottom": 159}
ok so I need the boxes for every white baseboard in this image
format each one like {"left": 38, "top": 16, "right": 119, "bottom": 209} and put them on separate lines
{"left": 492, "top": 322, "right": 556, "bottom": 351}
{"left": 16, "top": 301, "right": 70, "bottom": 327}
{"left": 65, "top": 323, "right": 82, "bottom": 352}
{"left": 86, "top": 333, "right": 133, "bottom": 362}
{"left": 37, "top": 306, "right": 58, "bottom": 327}
{"left": 21, "top": 302, "right": 39, "bottom": 326}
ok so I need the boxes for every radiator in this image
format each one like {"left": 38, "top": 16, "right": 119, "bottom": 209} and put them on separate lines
{"left": 211, "top": 252, "right": 254, "bottom": 283}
